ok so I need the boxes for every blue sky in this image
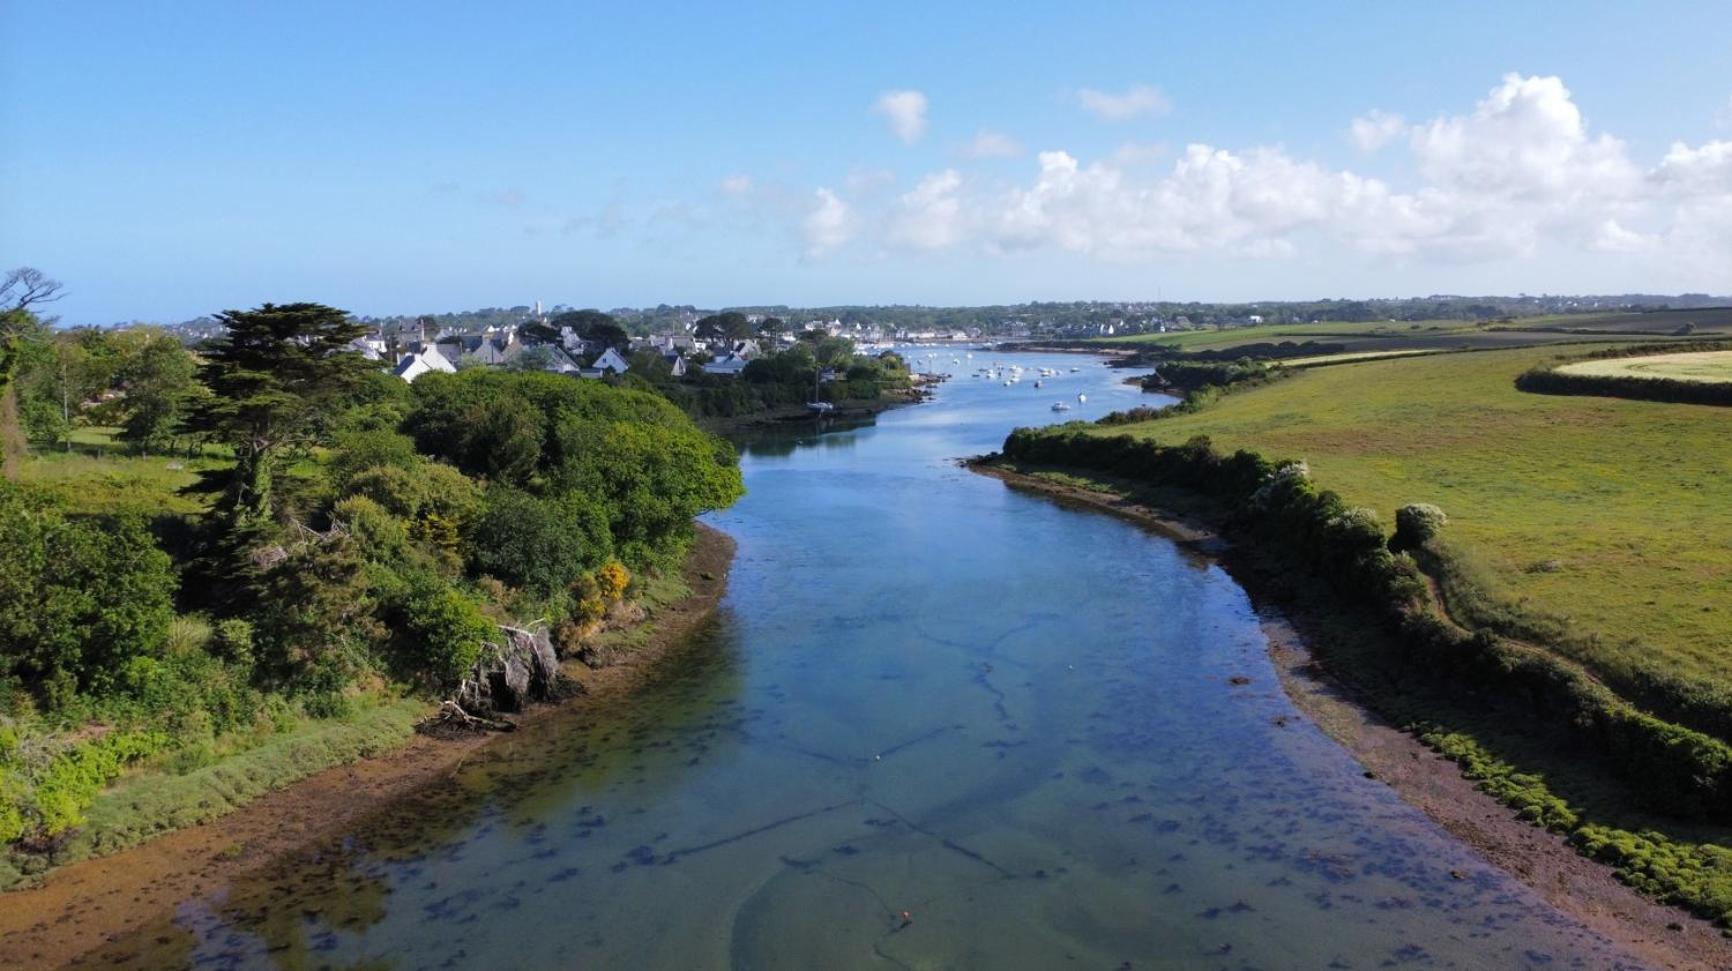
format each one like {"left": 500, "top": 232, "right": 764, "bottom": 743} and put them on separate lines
{"left": 3, "top": 1, "right": 1730, "bottom": 323}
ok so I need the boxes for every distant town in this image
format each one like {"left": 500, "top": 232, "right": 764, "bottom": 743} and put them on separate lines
{"left": 104, "top": 292, "right": 1732, "bottom": 385}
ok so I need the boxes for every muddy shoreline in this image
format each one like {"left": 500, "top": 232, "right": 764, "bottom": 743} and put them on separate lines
{"left": 967, "top": 460, "right": 1732, "bottom": 971}
{"left": 0, "top": 524, "right": 736, "bottom": 971}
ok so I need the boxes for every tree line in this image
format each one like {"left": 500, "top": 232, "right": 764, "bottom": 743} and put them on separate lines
{"left": 0, "top": 284, "right": 743, "bottom": 844}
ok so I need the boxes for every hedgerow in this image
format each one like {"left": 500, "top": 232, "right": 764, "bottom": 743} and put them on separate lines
{"left": 994, "top": 425, "right": 1732, "bottom": 824}
{"left": 1515, "top": 339, "right": 1732, "bottom": 406}
{"left": 991, "top": 422, "right": 1732, "bottom": 922}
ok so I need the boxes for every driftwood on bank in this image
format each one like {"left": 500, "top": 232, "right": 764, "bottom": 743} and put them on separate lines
{"left": 417, "top": 624, "right": 580, "bottom": 737}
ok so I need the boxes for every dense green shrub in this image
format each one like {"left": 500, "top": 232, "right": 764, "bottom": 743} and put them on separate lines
{"left": 1391, "top": 503, "right": 1448, "bottom": 552}
{"left": 0, "top": 482, "right": 178, "bottom": 703}
{"left": 1143, "top": 359, "right": 1273, "bottom": 394}
{"left": 464, "top": 488, "right": 613, "bottom": 598}
{"left": 250, "top": 532, "right": 383, "bottom": 694}
{"left": 28, "top": 730, "right": 166, "bottom": 837}
{"left": 551, "top": 417, "right": 745, "bottom": 565}
{"left": 334, "top": 494, "right": 413, "bottom": 565}
{"left": 325, "top": 429, "right": 421, "bottom": 492}
{"left": 343, "top": 461, "right": 482, "bottom": 528}
{"left": 391, "top": 576, "right": 492, "bottom": 687}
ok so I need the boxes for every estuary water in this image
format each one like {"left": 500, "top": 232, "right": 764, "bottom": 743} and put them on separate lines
{"left": 108, "top": 350, "right": 1640, "bottom": 969}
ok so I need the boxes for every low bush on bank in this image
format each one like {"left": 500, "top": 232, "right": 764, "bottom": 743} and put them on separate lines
{"left": 1424, "top": 728, "right": 1732, "bottom": 925}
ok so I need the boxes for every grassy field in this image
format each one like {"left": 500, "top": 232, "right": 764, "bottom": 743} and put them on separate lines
{"left": 1513, "top": 307, "right": 1732, "bottom": 334}
{"left": 1282, "top": 348, "right": 1442, "bottom": 367}
{"left": 1560, "top": 349, "right": 1732, "bottom": 384}
{"left": 1092, "top": 344, "right": 1732, "bottom": 694}
{"left": 1091, "top": 313, "right": 1729, "bottom": 358}
{"left": 1093, "top": 320, "right": 1479, "bottom": 352}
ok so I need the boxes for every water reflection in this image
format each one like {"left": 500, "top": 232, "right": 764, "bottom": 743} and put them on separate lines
{"left": 86, "top": 349, "right": 1642, "bottom": 969}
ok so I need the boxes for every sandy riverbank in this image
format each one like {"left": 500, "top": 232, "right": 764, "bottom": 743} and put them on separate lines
{"left": 968, "top": 460, "right": 1732, "bottom": 971}
{"left": 0, "top": 524, "right": 736, "bottom": 970}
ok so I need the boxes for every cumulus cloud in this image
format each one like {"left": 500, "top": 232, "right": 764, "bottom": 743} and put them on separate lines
{"left": 802, "top": 188, "right": 852, "bottom": 256}
{"left": 1411, "top": 74, "right": 1638, "bottom": 200}
{"left": 1077, "top": 84, "right": 1172, "bottom": 122}
{"left": 768, "top": 73, "right": 1731, "bottom": 282}
{"left": 719, "top": 174, "right": 753, "bottom": 196}
{"left": 872, "top": 90, "right": 929, "bottom": 144}
{"left": 961, "top": 130, "right": 1022, "bottom": 159}
{"left": 1349, "top": 110, "right": 1407, "bottom": 151}
{"left": 887, "top": 170, "right": 965, "bottom": 249}
{"left": 1652, "top": 139, "right": 1732, "bottom": 192}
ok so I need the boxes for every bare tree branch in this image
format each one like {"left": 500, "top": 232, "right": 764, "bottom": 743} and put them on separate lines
{"left": 1, "top": 267, "right": 66, "bottom": 313}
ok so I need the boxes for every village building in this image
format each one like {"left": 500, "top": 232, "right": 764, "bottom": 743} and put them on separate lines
{"left": 578, "top": 346, "right": 631, "bottom": 379}
{"left": 702, "top": 353, "right": 750, "bottom": 376}
{"left": 391, "top": 347, "right": 457, "bottom": 383}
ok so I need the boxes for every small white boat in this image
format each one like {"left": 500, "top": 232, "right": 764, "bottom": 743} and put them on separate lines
{"left": 1070, "top": 367, "right": 1080, "bottom": 373}
{"left": 1077, "top": 393, "right": 1087, "bottom": 403}
{"left": 1034, "top": 380, "right": 1042, "bottom": 388}
{"left": 1051, "top": 402, "right": 1071, "bottom": 412}
{"left": 806, "top": 401, "right": 835, "bottom": 414}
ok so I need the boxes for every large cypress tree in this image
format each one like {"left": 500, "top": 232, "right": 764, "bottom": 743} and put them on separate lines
{"left": 187, "top": 302, "right": 373, "bottom": 535}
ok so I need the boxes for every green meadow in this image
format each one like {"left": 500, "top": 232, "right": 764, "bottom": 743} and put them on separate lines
{"left": 1095, "top": 344, "right": 1732, "bottom": 699}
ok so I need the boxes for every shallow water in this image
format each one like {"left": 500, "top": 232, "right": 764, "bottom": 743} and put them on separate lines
{"left": 100, "top": 351, "right": 1643, "bottom": 969}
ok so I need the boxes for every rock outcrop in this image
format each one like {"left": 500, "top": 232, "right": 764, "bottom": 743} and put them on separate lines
{"left": 424, "top": 625, "right": 576, "bottom": 734}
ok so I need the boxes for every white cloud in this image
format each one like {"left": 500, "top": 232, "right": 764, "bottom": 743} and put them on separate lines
{"left": 961, "top": 130, "right": 1022, "bottom": 159}
{"left": 1077, "top": 84, "right": 1171, "bottom": 122}
{"left": 1410, "top": 74, "right": 1639, "bottom": 201}
{"left": 872, "top": 89, "right": 929, "bottom": 144}
{"left": 719, "top": 174, "right": 753, "bottom": 196}
{"left": 1589, "top": 218, "right": 1657, "bottom": 253}
{"left": 1349, "top": 110, "right": 1407, "bottom": 151}
{"left": 1652, "top": 139, "right": 1732, "bottom": 193}
{"left": 887, "top": 170, "right": 965, "bottom": 249}
{"left": 802, "top": 188, "right": 852, "bottom": 256}
{"left": 766, "top": 73, "right": 1731, "bottom": 285}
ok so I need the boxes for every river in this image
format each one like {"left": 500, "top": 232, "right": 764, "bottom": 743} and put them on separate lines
{"left": 99, "top": 350, "right": 1640, "bottom": 969}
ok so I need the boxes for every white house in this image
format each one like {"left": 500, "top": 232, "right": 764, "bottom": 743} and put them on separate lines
{"left": 591, "top": 347, "right": 630, "bottom": 374}
{"left": 662, "top": 351, "right": 688, "bottom": 377}
{"left": 350, "top": 336, "right": 389, "bottom": 361}
{"left": 538, "top": 346, "right": 583, "bottom": 375}
{"left": 391, "top": 347, "right": 457, "bottom": 383}
{"left": 703, "top": 353, "right": 750, "bottom": 377}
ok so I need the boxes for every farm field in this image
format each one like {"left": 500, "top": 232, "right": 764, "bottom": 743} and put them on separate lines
{"left": 1511, "top": 306, "right": 1732, "bottom": 334}
{"left": 1282, "top": 348, "right": 1441, "bottom": 368}
{"left": 1559, "top": 348, "right": 1732, "bottom": 383}
{"left": 1092, "top": 318, "right": 1697, "bottom": 358}
{"left": 1091, "top": 344, "right": 1732, "bottom": 696}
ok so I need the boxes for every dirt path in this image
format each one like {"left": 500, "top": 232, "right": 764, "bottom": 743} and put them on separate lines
{"left": 971, "top": 461, "right": 1732, "bottom": 971}
{"left": 0, "top": 524, "right": 735, "bottom": 971}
